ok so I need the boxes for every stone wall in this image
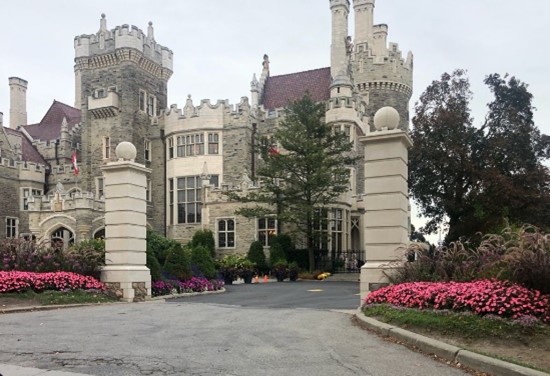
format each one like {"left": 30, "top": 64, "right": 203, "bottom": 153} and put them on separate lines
{"left": 0, "top": 165, "right": 21, "bottom": 240}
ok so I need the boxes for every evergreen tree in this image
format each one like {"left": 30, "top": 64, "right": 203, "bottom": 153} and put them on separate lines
{"left": 190, "top": 245, "right": 216, "bottom": 279}
{"left": 235, "top": 94, "right": 357, "bottom": 271}
{"left": 190, "top": 229, "right": 216, "bottom": 258}
{"left": 247, "top": 241, "right": 267, "bottom": 273}
{"left": 163, "top": 243, "right": 192, "bottom": 281}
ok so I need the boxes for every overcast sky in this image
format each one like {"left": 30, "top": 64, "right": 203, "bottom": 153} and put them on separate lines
{"left": 1, "top": 0, "right": 548, "bottom": 239}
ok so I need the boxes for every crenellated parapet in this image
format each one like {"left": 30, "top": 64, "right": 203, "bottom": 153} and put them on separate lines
{"left": 0, "top": 159, "right": 47, "bottom": 183}
{"left": 353, "top": 39, "right": 413, "bottom": 94}
{"left": 163, "top": 96, "right": 252, "bottom": 136}
{"left": 74, "top": 15, "right": 173, "bottom": 80}
{"left": 28, "top": 191, "right": 104, "bottom": 213}
{"left": 349, "top": 0, "right": 413, "bottom": 130}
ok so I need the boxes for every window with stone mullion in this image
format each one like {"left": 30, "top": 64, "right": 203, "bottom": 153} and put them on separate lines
{"left": 258, "top": 217, "right": 277, "bottom": 246}
{"left": 218, "top": 218, "right": 235, "bottom": 248}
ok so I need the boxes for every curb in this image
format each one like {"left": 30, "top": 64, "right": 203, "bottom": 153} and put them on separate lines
{"left": 0, "top": 303, "right": 115, "bottom": 315}
{"left": 353, "top": 309, "right": 549, "bottom": 376}
{"left": 0, "top": 288, "right": 227, "bottom": 315}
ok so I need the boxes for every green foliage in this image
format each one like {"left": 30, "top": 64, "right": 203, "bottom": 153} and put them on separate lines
{"left": 146, "top": 248, "right": 162, "bottom": 282}
{"left": 215, "top": 254, "right": 246, "bottom": 281}
{"left": 272, "top": 260, "right": 289, "bottom": 280}
{"left": 362, "top": 304, "right": 549, "bottom": 341}
{"left": 270, "top": 234, "right": 294, "bottom": 260}
{"left": 247, "top": 241, "right": 267, "bottom": 273}
{"left": 411, "top": 70, "right": 550, "bottom": 241}
{"left": 191, "top": 229, "right": 216, "bottom": 258}
{"left": 410, "top": 69, "right": 482, "bottom": 241}
{"left": 190, "top": 245, "right": 216, "bottom": 279}
{"left": 163, "top": 243, "right": 192, "bottom": 281}
{"left": 238, "top": 259, "right": 257, "bottom": 279}
{"left": 2, "top": 290, "right": 116, "bottom": 306}
{"left": 233, "top": 94, "right": 358, "bottom": 271}
{"left": 388, "top": 225, "right": 550, "bottom": 294}
{"left": 269, "top": 242, "right": 286, "bottom": 267}
{"left": 147, "top": 230, "right": 178, "bottom": 266}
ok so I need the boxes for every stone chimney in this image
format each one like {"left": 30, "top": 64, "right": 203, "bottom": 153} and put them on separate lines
{"left": 9, "top": 77, "right": 28, "bottom": 128}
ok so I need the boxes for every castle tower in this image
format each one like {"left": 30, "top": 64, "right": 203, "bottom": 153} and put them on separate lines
{"left": 9, "top": 77, "right": 28, "bottom": 128}
{"left": 330, "top": 0, "right": 350, "bottom": 78}
{"left": 74, "top": 14, "right": 173, "bottom": 234}
{"left": 352, "top": 0, "right": 413, "bottom": 130}
{"left": 353, "top": 0, "right": 374, "bottom": 45}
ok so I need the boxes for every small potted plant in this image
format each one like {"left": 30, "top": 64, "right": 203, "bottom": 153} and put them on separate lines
{"left": 238, "top": 259, "right": 257, "bottom": 284}
{"left": 288, "top": 262, "right": 300, "bottom": 282}
{"left": 273, "top": 260, "right": 288, "bottom": 282}
{"left": 216, "top": 254, "right": 241, "bottom": 285}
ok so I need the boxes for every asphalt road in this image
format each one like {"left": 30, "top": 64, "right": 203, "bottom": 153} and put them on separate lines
{"left": 0, "top": 282, "right": 469, "bottom": 376}
{"left": 168, "top": 281, "right": 361, "bottom": 310}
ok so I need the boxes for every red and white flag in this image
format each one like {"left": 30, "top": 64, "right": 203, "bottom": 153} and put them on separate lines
{"left": 71, "top": 150, "right": 79, "bottom": 176}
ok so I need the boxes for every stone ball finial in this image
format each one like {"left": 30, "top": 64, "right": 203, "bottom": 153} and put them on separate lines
{"left": 101, "top": 13, "right": 106, "bottom": 19}
{"left": 148, "top": 21, "right": 153, "bottom": 26}
{"left": 115, "top": 141, "right": 137, "bottom": 161}
{"left": 373, "top": 106, "right": 400, "bottom": 131}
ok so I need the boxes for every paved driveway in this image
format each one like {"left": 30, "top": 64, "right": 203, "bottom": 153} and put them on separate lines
{"left": 0, "top": 282, "right": 469, "bottom": 376}
{"left": 168, "top": 281, "right": 360, "bottom": 310}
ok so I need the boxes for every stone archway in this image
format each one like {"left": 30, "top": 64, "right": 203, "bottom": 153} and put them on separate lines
{"left": 50, "top": 226, "right": 75, "bottom": 251}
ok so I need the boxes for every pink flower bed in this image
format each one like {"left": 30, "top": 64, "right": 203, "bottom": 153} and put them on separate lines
{"left": 0, "top": 271, "right": 105, "bottom": 293}
{"left": 364, "top": 279, "right": 550, "bottom": 323}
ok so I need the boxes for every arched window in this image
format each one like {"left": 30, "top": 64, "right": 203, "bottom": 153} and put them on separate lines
{"left": 51, "top": 227, "right": 74, "bottom": 251}
{"left": 94, "top": 228, "right": 105, "bottom": 239}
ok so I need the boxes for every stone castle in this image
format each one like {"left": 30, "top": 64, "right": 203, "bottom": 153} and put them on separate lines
{"left": 0, "top": 0, "right": 413, "bottom": 260}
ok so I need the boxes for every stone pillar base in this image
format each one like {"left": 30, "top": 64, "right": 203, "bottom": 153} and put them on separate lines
{"left": 360, "top": 261, "right": 402, "bottom": 302}
{"left": 101, "top": 266, "right": 151, "bottom": 302}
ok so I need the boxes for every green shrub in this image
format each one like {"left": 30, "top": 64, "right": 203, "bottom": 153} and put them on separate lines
{"left": 190, "top": 245, "right": 216, "bottom": 279}
{"left": 191, "top": 229, "right": 216, "bottom": 258}
{"left": 147, "top": 230, "right": 178, "bottom": 266}
{"left": 247, "top": 241, "right": 267, "bottom": 273}
{"left": 270, "top": 234, "right": 294, "bottom": 260}
{"left": 164, "top": 243, "right": 192, "bottom": 281}
{"left": 146, "top": 248, "right": 162, "bottom": 282}
{"left": 269, "top": 242, "right": 286, "bottom": 267}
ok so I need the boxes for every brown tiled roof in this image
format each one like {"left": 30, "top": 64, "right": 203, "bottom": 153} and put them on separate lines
{"left": 23, "top": 100, "right": 81, "bottom": 141}
{"left": 261, "top": 67, "right": 331, "bottom": 110}
{"left": 3, "top": 127, "right": 47, "bottom": 165}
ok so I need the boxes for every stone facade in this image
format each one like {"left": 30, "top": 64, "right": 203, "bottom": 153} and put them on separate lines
{"left": 1, "top": 1, "right": 413, "bottom": 262}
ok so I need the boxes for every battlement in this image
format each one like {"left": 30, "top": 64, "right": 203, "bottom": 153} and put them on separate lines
{"left": 28, "top": 191, "right": 104, "bottom": 212}
{"left": 353, "top": 36, "right": 413, "bottom": 91}
{"left": 74, "top": 15, "right": 173, "bottom": 71}
{"left": 163, "top": 96, "right": 252, "bottom": 134}
{"left": 0, "top": 158, "right": 47, "bottom": 182}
